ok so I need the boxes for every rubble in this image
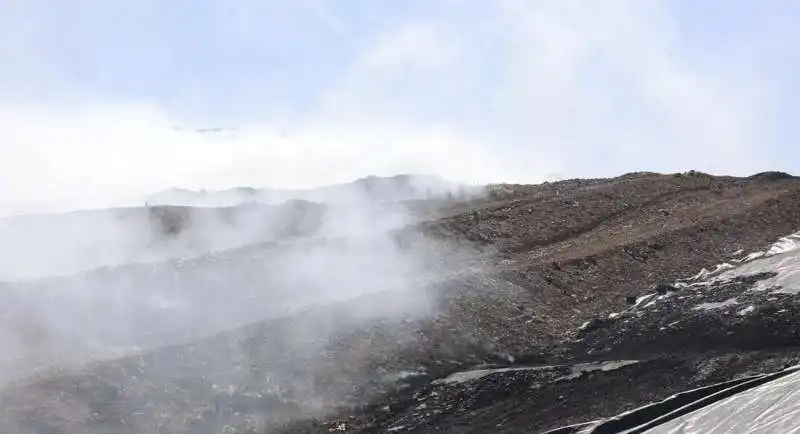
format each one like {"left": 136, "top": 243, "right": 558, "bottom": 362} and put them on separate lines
{"left": 1, "top": 171, "right": 800, "bottom": 432}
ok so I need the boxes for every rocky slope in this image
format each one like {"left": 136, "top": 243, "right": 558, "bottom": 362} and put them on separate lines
{"left": 0, "top": 171, "right": 799, "bottom": 433}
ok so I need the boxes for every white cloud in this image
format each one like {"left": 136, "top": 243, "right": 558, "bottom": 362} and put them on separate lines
{"left": 0, "top": 103, "right": 504, "bottom": 215}
{"left": 483, "top": 0, "right": 770, "bottom": 176}
{"left": 0, "top": 0, "right": 778, "bottom": 215}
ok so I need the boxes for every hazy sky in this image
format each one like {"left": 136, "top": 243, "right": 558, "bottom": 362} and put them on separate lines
{"left": 1, "top": 0, "right": 798, "bottom": 214}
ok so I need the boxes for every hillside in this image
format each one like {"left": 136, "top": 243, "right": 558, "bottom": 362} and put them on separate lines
{"left": 0, "top": 171, "right": 799, "bottom": 433}
{"left": 0, "top": 174, "right": 472, "bottom": 281}
{"left": 146, "top": 174, "right": 472, "bottom": 207}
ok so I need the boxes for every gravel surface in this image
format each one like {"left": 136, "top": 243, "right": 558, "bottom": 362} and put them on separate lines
{"left": 1, "top": 171, "right": 800, "bottom": 433}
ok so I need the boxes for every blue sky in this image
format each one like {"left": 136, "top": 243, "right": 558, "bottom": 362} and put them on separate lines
{"left": 0, "top": 0, "right": 798, "bottom": 214}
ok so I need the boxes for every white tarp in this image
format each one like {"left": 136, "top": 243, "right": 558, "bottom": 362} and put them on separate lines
{"left": 646, "top": 368, "right": 800, "bottom": 434}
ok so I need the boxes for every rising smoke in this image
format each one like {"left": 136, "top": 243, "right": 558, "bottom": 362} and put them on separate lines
{"left": 0, "top": 172, "right": 486, "bottom": 426}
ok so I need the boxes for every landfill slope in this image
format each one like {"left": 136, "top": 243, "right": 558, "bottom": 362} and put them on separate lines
{"left": 1, "top": 171, "right": 800, "bottom": 433}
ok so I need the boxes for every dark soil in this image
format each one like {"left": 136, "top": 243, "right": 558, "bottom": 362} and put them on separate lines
{"left": 2, "top": 171, "right": 800, "bottom": 433}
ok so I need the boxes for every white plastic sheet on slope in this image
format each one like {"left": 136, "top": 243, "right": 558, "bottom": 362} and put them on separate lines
{"left": 767, "top": 231, "right": 800, "bottom": 256}
{"left": 624, "top": 229, "right": 800, "bottom": 315}
{"left": 554, "top": 230, "right": 800, "bottom": 432}
{"left": 433, "top": 360, "right": 639, "bottom": 385}
{"left": 677, "top": 230, "right": 800, "bottom": 288}
{"left": 715, "top": 229, "right": 800, "bottom": 295}
{"left": 645, "top": 367, "right": 800, "bottom": 434}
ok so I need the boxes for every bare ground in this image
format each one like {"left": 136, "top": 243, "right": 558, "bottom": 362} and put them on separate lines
{"left": 1, "top": 171, "right": 800, "bottom": 433}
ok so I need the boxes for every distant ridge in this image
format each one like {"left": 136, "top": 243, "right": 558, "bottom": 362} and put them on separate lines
{"left": 147, "top": 174, "right": 477, "bottom": 207}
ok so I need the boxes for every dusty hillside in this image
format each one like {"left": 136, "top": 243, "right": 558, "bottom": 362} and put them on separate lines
{"left": 1, "top": 171, "right": 800, "bottom": 433}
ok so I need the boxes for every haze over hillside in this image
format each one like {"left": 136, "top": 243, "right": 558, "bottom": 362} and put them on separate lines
{"left": 0, "top": 171, "right": 798, "bottom": 433}
{"left": 0, "top": 174, "right": 482, "bottom": 281}
{"left": 2, "top": 1, "right": 800, "bottom": 432}
{"left": 146, "top": 174, "right": 474, "bottom": 206}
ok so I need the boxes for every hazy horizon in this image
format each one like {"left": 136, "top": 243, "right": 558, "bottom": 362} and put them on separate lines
{"left": 2, "top": 1, "right": 798, "bottom": 215}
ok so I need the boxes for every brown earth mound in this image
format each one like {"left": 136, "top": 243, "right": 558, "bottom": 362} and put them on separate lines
{"left": 1, "top": 171, "right": 800, "bottom": 433}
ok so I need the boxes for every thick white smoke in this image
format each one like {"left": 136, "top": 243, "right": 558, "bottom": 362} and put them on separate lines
{"left": 0, "top": 172, "right": 480, "bottom": 402}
